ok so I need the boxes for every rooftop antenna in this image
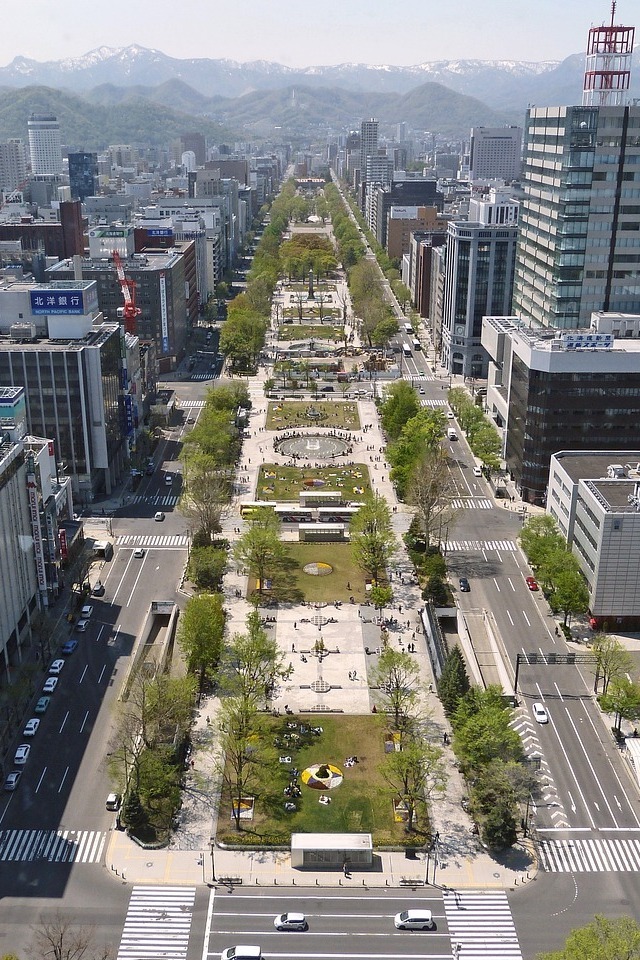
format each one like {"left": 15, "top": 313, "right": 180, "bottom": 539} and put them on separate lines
{"left": 583, "top": 0, "right": 635, "bottom": 106}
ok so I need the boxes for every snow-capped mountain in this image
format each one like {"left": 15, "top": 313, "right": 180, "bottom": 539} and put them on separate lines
{"left": 0, "top": 44, "right": 624, "bottom": 111}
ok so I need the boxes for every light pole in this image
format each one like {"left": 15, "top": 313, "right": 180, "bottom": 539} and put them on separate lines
{"left": 209, "top": 837, "right": 216, "bottom": 883}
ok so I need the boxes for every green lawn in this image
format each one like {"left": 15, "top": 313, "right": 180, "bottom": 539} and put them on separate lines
{"left": 256, "top": 463, "right": 370, "bottom": 501}
{"left": 216, "top": 715, "right": 431, "bottom": 847}
{"left": 284, "top": 541, "right": 368, "bottom": 602}
{"left": 278, "top": 324, "right": 344, "bottom": 341}
{"left": 266, "top": 401, "right": 361, "bottom": 430}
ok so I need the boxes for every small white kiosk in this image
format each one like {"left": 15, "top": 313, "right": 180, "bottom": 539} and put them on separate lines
{"left": 291, "top": 832, "right": 373, "bottom": 870}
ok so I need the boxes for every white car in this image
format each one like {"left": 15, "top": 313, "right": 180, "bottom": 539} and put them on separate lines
{"left": 533, "top": 702, "right": 549, "bottom": 724}
{"left": 80, "top": 604, "right": 94, "bottom": 619}
{"left": 472, "top": 466, "right": 482, "bottom": 477}
{"left": 49, "top": 659, "right": 65, "bottom": 675}
{"left": 133, "top": 547, "right": 146, "bottom": 558}
{"left": 274, "top": 913, "right": 307, "bottom": 931}
{"left": 42, "top": 677, "right": 58, "bottom": 694}
{"left": 394, "top": 909, "right": 434, "bottom": 930}
{"left": 14, "top": 744, "right": 31, "bottom": 765}
{"left": 23, "top": 718, "right": 40, "bottom": 737}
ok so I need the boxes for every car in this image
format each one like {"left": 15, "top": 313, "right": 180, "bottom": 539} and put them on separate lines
{"left": 533, "top": 702, "right": 549, "bottom": 724}
{"left": 154, "top": 511, "right": 165, "bottom": 522}
{"left": 186, "top": 417, "right": 195, "bottom": 424}
{"left": 165, "top": 474, "right": 173, "bottom": 485}
{"left": 394, "top": 909, "right": 435, "bottom": 930}
{"left": 23, "top": 718, "right": 40, "bottom": 737}
{"left": 526, "top": 576, "right": 539, "bottom": 591}
{"left": 61, "top": 638, "right": 78, "bottom": 655}
{"left": 49, "top": 659, "right": 65, "bottom": 675}
{"left": 220, "top": 948, "right": 262, "bottom": 960}
{"left": 13, "top": 744, "right": 30, "bottom": 765}
{"left": 320, "top": 385, "right": 335, "bottom": 392}
{"left": 472, "top": 466, "right": 482, "bottom": 477}
{"left": 106, "top": 793, "right": 122, "bottom": 811}
{"left": 34, "top": 696, "right": 51, "bottom": 714}
{"left": 80, "top": 604, "right": 94, "bottom": 619}
{"left": 419, "top": 387, "right": 425, "bottom": 394}
{"left": 92, "top": 581, "right": 105, "bottom": 596}
{"left": 4, "top": 771, "right": 22, "bottom": 792}
{"left": 42, "top": 677, "right": 58, "bottom": 694}
{"left": 145, "top": 463, "right": 155, "bottom": 475}
{"left": 133, "top": 547, "right": 146, "bottom": 558}
{"left": 459, "top": 577, "right": 470, "bottom": 592}
{"left": 273, "top": 913, "right": 308, "bottom": 932}
{"left": 75, "top": 619, "right": 89, "bottom": 632}
{"left": 447, "top": 411, "right": 455, "bottom": 419}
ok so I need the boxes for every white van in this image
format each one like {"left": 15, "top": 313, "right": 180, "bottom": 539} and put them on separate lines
{"left": 447, "top": 427, "right": 457, "bottom": 441}
{"left": 221, "top": 948, "right": 262, "bottom": 960}
{"left": 394, "top": 909, "right": 434, "bottom": 930}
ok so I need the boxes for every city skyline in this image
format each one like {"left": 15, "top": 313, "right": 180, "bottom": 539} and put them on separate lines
{"left": 0, "top": 0, "right": 627, "bottom": 71}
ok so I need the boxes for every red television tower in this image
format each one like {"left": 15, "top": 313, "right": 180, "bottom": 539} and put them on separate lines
{"left": 112, "top": 250, "right": 141, "bottom": 335}
{"left": 583, "top": 1, "right": 635, "bottom": 106}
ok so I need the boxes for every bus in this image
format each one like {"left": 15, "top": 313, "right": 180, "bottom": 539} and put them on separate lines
{"left": 412, "top": 338, "right": 422, "bottom": 351}
{"left": 317, "top": 506, "right": 360, "bottom": 523}
{"left": 403, "top": 323, "right": 414, "bottom": 335}
{"left": 299, "top": 490, "right": 343, "bottom": 508}
{"left": 402, "top": 344, "right": 412, "bottom": 358}
{"left": 239, "top": 501, "right": 275, "bottom": 519}
{"left": 274, "top": 505, "right": 314, "bottom": 523}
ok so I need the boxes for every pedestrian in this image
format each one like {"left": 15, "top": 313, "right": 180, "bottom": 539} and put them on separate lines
{"left": 294, "top": 621, "right": 297, "bottom": 629}
{"left": 292, "top": 642, "right": 296, "bottom": 652}
{"left": 429, "top": 683, "right": 433, "bottom": 693}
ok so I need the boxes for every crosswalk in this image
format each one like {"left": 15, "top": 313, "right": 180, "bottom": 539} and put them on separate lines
{"left": 450, "top": 497, "right": 494, "bottom": 510}
{"left": 421, "top": 398, "right": 449, "bottom": 407}
{"left": 116, "top": 886, "right": 196, "bottom": 960}
{"left": 443, "top": 890, "right": 523, "bottom": 959}
{"left": 0, "top": 828, "right": 106, "bottom": 863}
{"left": 405, "top": 373, "right": 434, "bottom": 382}
{"left": 130, "top": 494, "right": 180, "bottom": 507}
{"left": 117, "top": 534, "right": 189, "bottom": 548}
{"left": 190, "top": 372, "right": 214, "bottom": 380}
{"left": 446, "top": 539, "right": 517, "bottom": 553}
{"left": 179, "top": 399, "right": 207, "bottom": 408}
{"left": 538, "top": 836, "right": 640, "bottom": 872}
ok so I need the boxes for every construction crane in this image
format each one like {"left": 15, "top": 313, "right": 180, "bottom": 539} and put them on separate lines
{"left": 112, "top": 250, "right": 141, "bottom": 335}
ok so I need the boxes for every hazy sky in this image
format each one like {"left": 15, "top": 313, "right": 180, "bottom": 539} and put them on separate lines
{"left": 2, "top": 0, "right": 627, "bottom": 68}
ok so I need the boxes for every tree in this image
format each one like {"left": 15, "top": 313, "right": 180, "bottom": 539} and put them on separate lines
{"left": 537, "top": 915, "right": 640, "bottom": 960}
{"left": 380, "top": 381, "right": 420, "bottom": 440}
{"left": 180, "top": 451, "right": 231, "bottom": 539}
{"left": 371, "top": 316, "right": 399, "bottom": 350}
{"left": 178, "top": 593, "right": 226, "bottom": 695}
{"left": 519, "top": 515, "right": 565, "bottom": 570}
{"left": 591, "top": 633, "right": 633, "bottom": 695}
{"left": 599, "top": 678, "right": 640, "bottom": 733}
{"left": 217, "top": 695, "right": 271, "bottom": 831}
{"left": 437, "top": 647, "right": 471, "bottom": 716}
{"left": 30, "top": 912, "right": 111, "bottom": 960}
{"left": 350, "top": 494, "right": 397, "bottom": 583}
{"left": 382, "top": 741, "right": 447, "bottom": 831}
{"left": 548, "top": 565, "right": 590, "bottom": 626}
{"left": 407, "top": 449, "right": 456, "bottom": 548}
{"left": 233, "top": 509, "right": 289, "bottom": 594}
{"left": 223, "top": 610, "right": 292, "bottom": 708}
{"left": 370, "top": 584, "right": 393, "bottom": 618}
{"left": 453, "top": 686, "right": 523, "bottom": 775}
{"left": 372, "top": 646, "right": 422, "bottom": 734}
{"left": 187, "top": 545, "right": 227, "bottom": 590}
{"left": 388, "top": 410, "right": 447, "bottom": 498}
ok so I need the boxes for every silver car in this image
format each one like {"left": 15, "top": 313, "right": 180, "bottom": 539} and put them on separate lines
{"left": 273, "top": 913, "right": 307, "bottom": 931}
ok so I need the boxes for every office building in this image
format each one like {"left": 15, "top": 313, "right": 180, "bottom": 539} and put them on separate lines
{"left": 548, "top": 452, "right": 640, "bottom": 629}
{"left": 27, "top": 114, "right": 63, "bottom": 176}
{"left": 441, "top": 190, "right": 519, "bottom": 378}
{"left": 359, "top": 119, "right": 378, "bottom": 185}
{"left": 370, "top": 177, "right": 443, "bottom": 250}
{"left": 68, "top": 152, "right": 98, "bottom": 201}
{"left": 468, "top": 126, "right": 522, "bottom": 182}
{"left": 482, "top": 318, "right": 640, "bottom": 503}
{"left": 387, "top": 206, "right": 450, "bottom": 261}
{"left": 0, "top": 139, "right": 28, "bottom": 193}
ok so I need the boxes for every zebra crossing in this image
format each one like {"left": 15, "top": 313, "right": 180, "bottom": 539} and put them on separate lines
{"left": 450, "top": 497, "right": 494, "bottom": 510}
{"left": 179, "top": 399, "right": 207, "bottom": 408}
{"left": 117, "top": 534, "right": 190, "bottom": 548}
{"left": 116, "top": 886, "right": 196, "bottom": 960}
{"left": 0, "top": 828, "right": 106, "bottom": 863}
{"left": 443, "top": 890, "right": 523, "bottom": 959}
{"left": 420, "top": 397, "right": 448, "bottom": 408}
{"left": 130, "top": 493, "right": 180, "bottom": 507}
{"left": 405, "top": 373, "right": 434, "bottom": 382}
{"left": 538, "top": 836, "right": 640, "bottom": 872}
{"left": 445, "top": 539, "right": 517, "bottom": 553}
{"left": 190, "top": 372, "right": 214, "bottom": 380}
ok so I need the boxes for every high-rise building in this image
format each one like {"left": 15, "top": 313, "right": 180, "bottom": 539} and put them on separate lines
{"left": 513, "top": 11, "right": 638, "bottom": 330}
{"left": 359, "top": 119, "right": 378, "bottom": 184}
{"left": 0, "top": 139, "right": 28, "bottom": 192}
{"left": 27, "top": 114, "right": 63, "bottom": 176}
{"left": 468, "top": 126, "right": 522, "bottom": 182}
{"left": 68, "top": 152, "right": 98, "bottom": 201}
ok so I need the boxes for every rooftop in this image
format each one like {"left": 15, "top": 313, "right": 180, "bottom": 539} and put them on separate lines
{"left": 553, "top": 451, "right": 640, "bottom": 484}
{"left": 586, "top": 478, "right": 640, "bottom": 514}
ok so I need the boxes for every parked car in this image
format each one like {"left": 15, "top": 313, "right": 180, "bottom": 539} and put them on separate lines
{"left": 23, "top": 718, "right": 40, "bottom": 737}
{"left": 75, "top": 619, "right": 89, "bottom": 632}
{"left": 14, "top": 744, "right": 30, "bottom": 765}
{"left": 459, "top": 577, "right": 470, "bottom": 592}
{"left": 42, "top": 677, "right": 58, "bottom": 694}
{"left": 92, "top": 581, "right": 105, "bottom": 596}
{"left": 4, "top": 771, "right": 22, "bottom": 791}
{"left": 106, "top": 793, "right": 122, "bottom": 811}
{"left": 34, "top": 696, "right": 51, "bottom": 714}
{"left": 525, "top": 576, "right": 539, "bottom": 591}
{"left": 49, "top": 659, "right": 65, "bottom": 675}
{"left": 80, "top": 604, "right": 94, "bottom": 619}
{"left": 61, "top": 639, "right": 78, "bottom": 655}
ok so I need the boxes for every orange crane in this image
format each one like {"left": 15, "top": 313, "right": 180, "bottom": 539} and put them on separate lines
{"left": 112, "top": 250, "right": 141, "bottom": 334}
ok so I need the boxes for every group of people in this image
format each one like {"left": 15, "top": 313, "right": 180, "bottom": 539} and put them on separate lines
{"left": 344, "top": 755, "right": 359, "bottom": 768}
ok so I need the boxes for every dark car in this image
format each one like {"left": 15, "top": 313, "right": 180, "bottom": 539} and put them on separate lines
{"left": 459, "top": 577, "right": 470, "bottom": 592}
{"left": 320, "top": 385, "right": 335, "bottom": 392}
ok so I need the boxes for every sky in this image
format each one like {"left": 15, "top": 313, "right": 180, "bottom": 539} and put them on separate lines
{"left": 1, "top": 0, "right": 627, "bottom": 68}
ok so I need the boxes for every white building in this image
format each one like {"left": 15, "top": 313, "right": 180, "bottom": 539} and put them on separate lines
{"left": 27, "top": 114, "right": 63, "bottom": 176}
{"left": 467, "top": 126, "right": 522, "bottom": 182}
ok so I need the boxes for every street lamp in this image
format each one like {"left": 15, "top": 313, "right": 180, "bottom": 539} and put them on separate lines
{"left": 208, "top": 837, "right": 217, "bottom": 883}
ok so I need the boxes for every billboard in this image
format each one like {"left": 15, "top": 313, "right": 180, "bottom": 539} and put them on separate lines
{"left": 27, "top": 473, "right": 47, "bottom": 592}
{"left": 30, "top": 288, "right": 98, "bottom": 316}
